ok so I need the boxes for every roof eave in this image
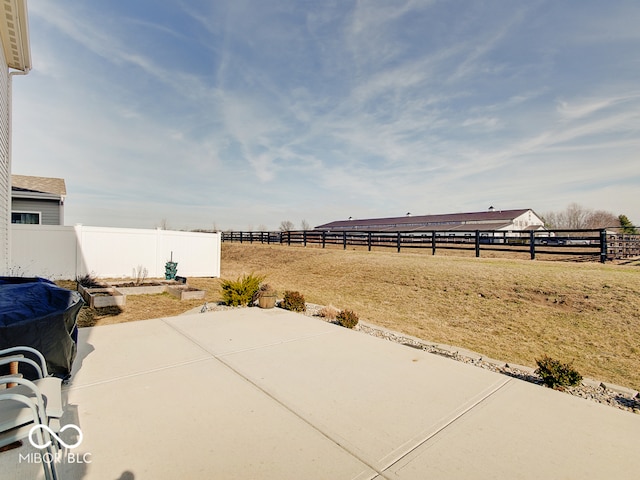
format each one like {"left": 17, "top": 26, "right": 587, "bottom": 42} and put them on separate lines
{"left": 0, "top": 0, "right": 31, "bottom": 72}
{"left": 12, "top": 190, "right": 61, "bottom": 201}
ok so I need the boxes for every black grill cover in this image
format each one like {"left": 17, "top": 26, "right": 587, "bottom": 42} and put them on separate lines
{"left": 0, "top": 277, "right": 84, "bottom": 380}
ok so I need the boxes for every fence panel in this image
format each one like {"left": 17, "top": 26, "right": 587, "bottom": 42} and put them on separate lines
{"left": 223, "top": 229, "right": 628, "bottom": 262}
{"left": 11, "top": 225, "right": 77, "bottom": 278}
{"left": 11, "top": 225, "right": 221, "bottom": 279}
{"left": 607, "top": 234, "right": 640, "bottom": 259}
{"left": 75, "top": 226, "right": 159, "bottom": 278}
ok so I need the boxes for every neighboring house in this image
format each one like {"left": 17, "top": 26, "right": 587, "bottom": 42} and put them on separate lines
{"left": 11, "top": 174, "right": 66, "bottom": 225}
{"left": 0, "top": 0, "right": 31, "bottom": 274}
{"left": 315, "top": 208, "right": 546, "bottom": 232}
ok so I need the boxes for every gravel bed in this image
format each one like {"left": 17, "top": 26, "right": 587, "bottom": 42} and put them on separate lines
{"left": 203, "top": 301, "right": 640, "bottom": 414}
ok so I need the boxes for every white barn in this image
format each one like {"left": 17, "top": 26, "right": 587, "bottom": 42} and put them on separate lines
{"left": 315, "top": 208, "right": 546, "bottom": 233}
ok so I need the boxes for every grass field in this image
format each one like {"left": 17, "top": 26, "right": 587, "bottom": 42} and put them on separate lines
{"left": 66, "top": 243, "right": 640, "bottom": 390}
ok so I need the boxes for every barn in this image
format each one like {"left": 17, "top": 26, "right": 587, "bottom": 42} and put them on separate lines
{"left": 315, "top": 208, "right": 546, "bottom": 233}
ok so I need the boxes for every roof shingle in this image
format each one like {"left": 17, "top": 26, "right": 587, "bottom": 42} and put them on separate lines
{"left": 12, "top": 175, "right": 66, "bottom": 197}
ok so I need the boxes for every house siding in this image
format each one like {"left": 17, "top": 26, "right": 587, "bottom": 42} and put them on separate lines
{"left": 0, "top": 45, "right": 9, "bottom": 274}
{"left": 12, "top": 197, "right": 61, "bottom": 225}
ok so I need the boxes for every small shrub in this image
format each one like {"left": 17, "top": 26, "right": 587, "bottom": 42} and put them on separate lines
{"left": 281, "top": 290, "right": 306, "bottom": 312}
{"left": 220, "top": 273, "right": 265, "bottom": 306}
{"left": 133, "top": 265, "right": 148, "bottom": 286}
{"left": 77, "top": 273, "right": 103, "bottom": 288}
{"left": 318, "top": 305, "right": 339, "bottom": 320}
{"left": 336, "top": 309, "right": 359, "bottom": 329}
{"left": 535, "top": 355, "right": 582, "bottom": 389}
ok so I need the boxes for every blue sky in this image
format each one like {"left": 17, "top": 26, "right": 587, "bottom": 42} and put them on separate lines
{"left": 11, "top": 0, "right": 640, "bottom": 230}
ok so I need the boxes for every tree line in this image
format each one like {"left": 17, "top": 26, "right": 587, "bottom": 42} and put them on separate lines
{"left": 541, "top": 203, "right": 637, "bottom": 233}
{"left": 276, "top": 206, "right": 638, "bottom": 234}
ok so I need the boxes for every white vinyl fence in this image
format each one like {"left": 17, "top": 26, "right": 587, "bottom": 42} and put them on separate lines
{"left": 10, "top": 225, "right": 221, "bottom": 280}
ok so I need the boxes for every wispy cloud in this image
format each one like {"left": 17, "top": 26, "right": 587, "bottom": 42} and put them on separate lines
{"left": 11, "top": 0, "right": 640, "bottom": 229}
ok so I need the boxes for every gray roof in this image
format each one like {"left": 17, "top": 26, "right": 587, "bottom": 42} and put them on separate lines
{"left": 315, "top": 209, "right": 536, "bottom": 231}
{"left": 12, "top": 175, "right": 66, "bottom": 197}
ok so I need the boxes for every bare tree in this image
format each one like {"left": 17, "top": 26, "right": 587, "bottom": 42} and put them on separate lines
{"left": 542, "top": 203, "right": 621, "bottom": 229}
{"left": 257, "top": 224, "right": 268, "bottom": 232}
{"left": 584, "top": 210, "right": 620, "bottom": 229}
{"left": 564, "top": 203, "right": 591, "bottom": 229}
{"left": 300, "top": 219, "right": 310, "bottom": 231}
{"left": 279, "top": 220, "right": 294, "bottom": 231}
{"left": 541, "top": 210, "right": 560, "bottom": 229}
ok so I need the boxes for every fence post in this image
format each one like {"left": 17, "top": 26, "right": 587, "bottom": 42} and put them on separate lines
{"left": 343, "top": 231, "right": 347, "bottom": 250}
{"left": 600, "top": 229, "right": 607, "bottom": 263}
{"left": 303, "top": 230, "right": 307, "bottom": 247}
{"left": 368, "top": 232, "right": 372, "bottom": 251}
{"left": 397, "top": 232, "right": 401, "bottom": 253}
{"left": 322, "top": 231, "right": 326, "bottom": 248}
{"left": 240, "top": 232, "right": 243, "bottom": 244}
{"left": 475, "top": 230, "right": 480, "bottom": 257}
{"left": 529, "top": 231, "right": 536, "bottom": 260}
{"left": 431, "top": 231, "right": 436, "bottom": 255}
{"left": 287, "top": 231, "right": 291, "bottom": 246}
{"left": 249, "top": 232, "right": 253, "bottom": 243}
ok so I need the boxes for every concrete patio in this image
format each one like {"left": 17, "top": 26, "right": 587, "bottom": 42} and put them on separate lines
{"left": 2, "top": 307, "right": 639, "bottom": 479}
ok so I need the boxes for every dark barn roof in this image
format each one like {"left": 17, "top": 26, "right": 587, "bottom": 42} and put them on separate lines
{"left": 315, "top": 209, "right": 537, "bottom": 232}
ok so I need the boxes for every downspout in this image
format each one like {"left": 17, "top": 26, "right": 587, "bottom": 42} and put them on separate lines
{"left": 7, "top": 68, "right": 30, "bottom": 274}
{"left": 60, "top": 194, "right": 65, "bottom": 225}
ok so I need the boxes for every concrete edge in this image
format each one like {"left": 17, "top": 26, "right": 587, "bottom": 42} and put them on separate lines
{"left": 185, "top": 305, "right": 639, "bottom": 400}
{"left": 356, "top": 321, "right": 638, "bottom": 399}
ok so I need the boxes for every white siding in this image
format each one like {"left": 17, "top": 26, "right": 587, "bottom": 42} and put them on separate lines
{"left": 514, "top": 210, "right": 545, "bottom": 228}
{"left": 0, "top": 45, "right": 9, "bottom": 275}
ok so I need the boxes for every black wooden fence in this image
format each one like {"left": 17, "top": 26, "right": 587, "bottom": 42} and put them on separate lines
{"left": 220, "top": 229, "right": 640, "bottom": 262}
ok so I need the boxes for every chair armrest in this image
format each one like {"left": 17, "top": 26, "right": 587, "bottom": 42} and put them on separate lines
{"left": 0, "top": 373, "right": 23, "bottom": 387}
{"left": 0, "top": 376, "right": 48, "bottom": 417}
{"left": 0, "top": 355, "right": 44, "bottom": 378}
{"left": 0, "top": 346, "right": 49, "bottom": 376}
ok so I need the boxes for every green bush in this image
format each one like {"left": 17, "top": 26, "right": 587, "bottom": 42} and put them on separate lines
{"left": 336, "top": 309, "right": 359, "bottom": 329}
{"left": 281, "top": 290, "right": 306, "bottom": 312}
{"left": 535, "top": 355, "right": 582, "bottom": 389}
{"left": 220, "top": 273, "right": 265, "bottom": 306}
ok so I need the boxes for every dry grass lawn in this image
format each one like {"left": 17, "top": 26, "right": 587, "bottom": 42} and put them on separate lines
{"left": 61, "top": 243, "right": 640, "bottom": 390}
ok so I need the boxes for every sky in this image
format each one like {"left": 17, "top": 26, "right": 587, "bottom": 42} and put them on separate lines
{"left": 11, "top": 0, "right": 640, "bottom": 231}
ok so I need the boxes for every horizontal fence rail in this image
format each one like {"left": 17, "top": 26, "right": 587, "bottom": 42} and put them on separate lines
{"left": 222, "top": 229, "right": 640, "bottom": 262}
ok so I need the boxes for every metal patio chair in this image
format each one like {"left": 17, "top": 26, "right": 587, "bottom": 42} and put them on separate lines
{"left": 0, "top": 346, "right": 64, "bottom": 480}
